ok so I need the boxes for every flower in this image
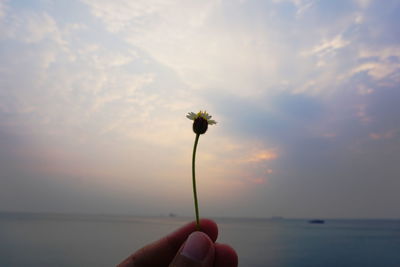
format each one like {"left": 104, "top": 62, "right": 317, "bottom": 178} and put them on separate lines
{"left": 187, "top": 111, "right": 217, "bottom": 135}
{"left": 187, "top": 111, "right": 217, "bottom": 229}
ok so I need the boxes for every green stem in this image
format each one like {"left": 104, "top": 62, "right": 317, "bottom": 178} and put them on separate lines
{"left": 192, "top": 133, "right": 201, "bottom": 230}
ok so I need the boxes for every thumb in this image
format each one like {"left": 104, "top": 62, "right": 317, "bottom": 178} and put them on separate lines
{"left": 169, "top": 231, "right": 215, "bottom": 267}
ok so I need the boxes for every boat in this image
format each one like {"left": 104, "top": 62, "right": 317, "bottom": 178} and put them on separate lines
{"left": 308, "top": 219, "right": 325, "bottom": 224}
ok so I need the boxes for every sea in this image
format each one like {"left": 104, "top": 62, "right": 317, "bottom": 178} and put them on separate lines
{"left": 0, "top": 212, "right": 399, "bottom": 267}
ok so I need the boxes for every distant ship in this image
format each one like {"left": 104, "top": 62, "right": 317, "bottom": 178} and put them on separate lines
{"left": 270, "top": 216, "right": 284, "bottom": 220}
{"left": 309, "top": 219, "right": 325, "bottom": 224}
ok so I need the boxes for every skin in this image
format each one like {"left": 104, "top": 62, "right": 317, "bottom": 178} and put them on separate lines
{"left": 117, "top": 219, "right": 238, "bottom": 267}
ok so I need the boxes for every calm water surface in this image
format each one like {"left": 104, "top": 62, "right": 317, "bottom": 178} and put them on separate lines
{"left": 0, "top": 213, "right": 399, "bottom": 266}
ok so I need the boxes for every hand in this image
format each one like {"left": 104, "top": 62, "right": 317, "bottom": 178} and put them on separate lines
{"left": 117, "top": 218, "right": 238, "bottom": 267}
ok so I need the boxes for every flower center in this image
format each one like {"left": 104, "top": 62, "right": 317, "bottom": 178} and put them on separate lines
{"left": 193, "top": 117, "right": 208, "bottom": 135}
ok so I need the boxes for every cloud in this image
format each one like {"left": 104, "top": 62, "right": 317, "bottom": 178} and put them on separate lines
{"left": 0, "top": 10, "right": 63, "bottom": 44}
{"left": 354, "top": 0, "right": 373, "bottom": 9}
{"left": 82, "top": 0, "right": 290, "bottom": 97}
{"left": 273, "top": 0, "right": 315, "bottom": 17}
{"left": 0, "top": 0, "right": 7, "bottom": 19}
{"left": 349, "top": 46, "right": 400, "bottom": 82}
{"left": 369, "top": 130, "right": 397, "bottom": 140}
{"left": 245, "top": 150, "right": 278, "bottom": 163}
{"left": 304, "top": 34, "right": 350, "bottom": 57}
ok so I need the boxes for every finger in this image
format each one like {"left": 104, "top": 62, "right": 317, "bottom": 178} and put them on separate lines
{"left": 169, "top": 231, "right": 215, "bottom": 267}
{"left": 117, "top": 219, "right": 218, "bottom": 267}
{"left": 214, "top": 243, "right": 238, "bottom": 267}
{"left": 165, "top": 218, "right": 219, "bottom": 250}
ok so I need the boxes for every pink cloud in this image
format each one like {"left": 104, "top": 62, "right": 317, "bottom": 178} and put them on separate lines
{"left": 369, "top": 130, "right": 397, "bottom": 140}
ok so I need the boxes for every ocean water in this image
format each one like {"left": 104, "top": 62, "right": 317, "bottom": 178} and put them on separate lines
{"left": 0, "top": 213, "right": 399, "bottom": 267}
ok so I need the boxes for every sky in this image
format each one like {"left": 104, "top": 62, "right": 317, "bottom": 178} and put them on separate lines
{"left": 0, "top": 0, "right": 399, "bottom": 219}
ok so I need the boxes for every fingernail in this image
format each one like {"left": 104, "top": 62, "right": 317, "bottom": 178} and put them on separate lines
{"left": 181, "top": 231, "right": 211, "bottom": 261}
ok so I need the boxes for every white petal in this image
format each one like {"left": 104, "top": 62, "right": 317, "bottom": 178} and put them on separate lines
{"left": 186, "top": 112, "right": 196, "bottom": 120}
{"left": 208, "top": 119, "right": 217, "bottom": 125}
